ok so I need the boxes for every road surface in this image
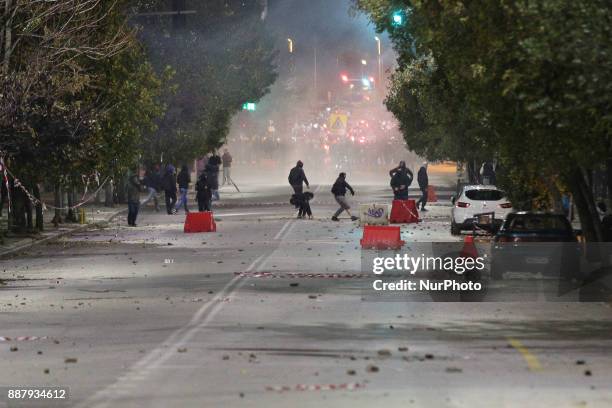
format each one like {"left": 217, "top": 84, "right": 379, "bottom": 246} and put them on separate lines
{"left": 1, "top": 183, "right": 611, "bottom": 407}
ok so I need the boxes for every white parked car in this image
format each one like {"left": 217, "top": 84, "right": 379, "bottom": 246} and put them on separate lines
{"left": 451, "top": 185, "right": 513, "bottom": 235}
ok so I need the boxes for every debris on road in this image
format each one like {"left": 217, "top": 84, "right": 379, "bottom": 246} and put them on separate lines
{"left": 366, "top": 364, "right": 379, "bottom": 373}
{"left": 64, "top": 357, "right": 78, "bottom": 363}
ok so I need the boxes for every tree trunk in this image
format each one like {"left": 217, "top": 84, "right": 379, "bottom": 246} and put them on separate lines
{"left": 65, "top": 186, "right": 78, "bottom": 222}
{"left": 10, "top": 183, "right": 26, "bottom": 234}
{"left": 25, "top": 185, "right": 33, "bottom": 231}
{"left": 104, "top": 179, "right": 114, "bottom": 207}
{"left": 52, "top": 184, "right": 63, "bottom": 225}
{"left": 3, "top": 0, "right": 13, "bottom": 74}
{"left": 116, "top": 176, "right": 126, "bottom": 204}
{"left": 567, "top": 167, "right": 602, "bottom": 242}
{"left": 467, "top": 160, "right": 479, "bottom": 184}
{"left": 606, "top": 157, "right": 612, "bottom": 205}
{"left": 33, "top": 183, "right": 43, "bottom": 231}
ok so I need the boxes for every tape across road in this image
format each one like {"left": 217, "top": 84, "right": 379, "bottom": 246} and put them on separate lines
{"left": 265, "top": 382, "right": 366, "bottom": 393}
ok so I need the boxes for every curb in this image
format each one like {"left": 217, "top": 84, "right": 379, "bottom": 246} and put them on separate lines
{"left": 0, "top": 207, "right": 127, "bottom": 258}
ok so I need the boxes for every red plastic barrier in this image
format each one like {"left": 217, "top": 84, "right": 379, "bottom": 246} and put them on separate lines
{"left": 427, "top": 185, "right": 438, "bottom": 202}
{"left": 460, "top": 235, "right": 478, "bottom": 258}
{"left": 184, "top": 211, "right": 217, "bottom": 233}
{"left": 360, "top": 225, "right": 405, "bottom": 250}
{"left": 389, "top": 200, "right": 419, "bottom": 224}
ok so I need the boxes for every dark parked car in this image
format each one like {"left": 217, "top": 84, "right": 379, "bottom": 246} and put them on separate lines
{"left": 491, "top": 212, "right": 580, "bottom": 280}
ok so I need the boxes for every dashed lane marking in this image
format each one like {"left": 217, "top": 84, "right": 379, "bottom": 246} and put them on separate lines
{"left": 507, "top": 338, "right": 542, "bottom": 371}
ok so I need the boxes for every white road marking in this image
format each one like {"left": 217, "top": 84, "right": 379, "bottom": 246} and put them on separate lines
{"left": 80, "top": 220, "right": 295, "bottom": 408}
{"left": 273, "top": 219, "right": 293, "bottom": 240}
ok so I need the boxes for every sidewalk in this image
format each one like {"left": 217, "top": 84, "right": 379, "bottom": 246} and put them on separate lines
{"left": 0, "top": 205, "right": 126, "bottom": 258}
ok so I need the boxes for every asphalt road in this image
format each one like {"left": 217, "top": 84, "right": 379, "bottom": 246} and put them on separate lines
{"left": 1, "top": 183, "right": 612, "bottom": 408}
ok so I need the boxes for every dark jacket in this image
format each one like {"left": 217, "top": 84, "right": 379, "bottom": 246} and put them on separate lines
{"left": 290, "top": 191, "right": 314, "bottom": 208}
{"left": 195, "top": 174, "right": 211, "bottom": 202}
{"left": 162, "top": 167, "right": 177, "bottom": 193}
{"left": 143, "top": 171, "right": 161, "bottom": 191}
{"left": 389, "top": 166, "right": 413, "bottom": 181}
{"left": 390, "top": 169, "right": 411, "bottom": 192}
{"left": 288, "top": 166, "right": 309, "bottom": 187}
{"left": 127, "top": 175, "right": 141, "bottom": 202}
{"left": 417, "top": 166, "right": 428, "bottom": 189}
{"left": 331, "top": 177, "right": 354, "bottom": 196}
{"left": 204, "top": 163, "right": 219, "bottom": 190}
{"left": 209, "top": 154, "right": 222, "bottom": 167}
{"left": 177, "top": 168, "right": 191, "bottom": 189}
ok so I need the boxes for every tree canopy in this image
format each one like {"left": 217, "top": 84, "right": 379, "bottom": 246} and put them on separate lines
{"left": 355, "top": 0, "right": 612, "bottom": 240}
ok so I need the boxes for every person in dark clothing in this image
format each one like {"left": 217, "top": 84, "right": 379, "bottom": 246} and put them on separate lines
{"left": 207, "top": 152, "right": 222, "bottom": 198}
{"left": 389, "top": 161, "right": 413, "bottom": 200}
{"left": 141, "top": 165, "right": 161, "bottom": 211}
{"left": 331, "top": 172, "right": 358, "bottom": 221}
{"left": 127, "top": 173, "right": 142, "bottom": 226}
{"left": 162, "top": 164, "right": 177, "bottom": 214}
{"left": 195, "top": 172, "right": 212, "bottom": 212}
{"left": 288, "top": 160, "right": 310, "bottom": 218}
{"left": 204, "top": 162, "right": 220, "bottom": 202}
{"left": 175, "top": 164, "right": 191, "bottom": 213}
{"left": 291, "top": 191, "right": 314, "bottom": 219}
{"left": 416, "top": 162, "right": 429, "bottom": 211}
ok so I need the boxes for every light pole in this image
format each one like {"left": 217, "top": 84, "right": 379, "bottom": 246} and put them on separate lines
{"left": 374, "top": 36, "right": 383, "bottom": 90}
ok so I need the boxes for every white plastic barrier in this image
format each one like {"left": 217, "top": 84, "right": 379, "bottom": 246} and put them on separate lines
{"left": 359, "top": 203, "right": 390, "bottom": 226}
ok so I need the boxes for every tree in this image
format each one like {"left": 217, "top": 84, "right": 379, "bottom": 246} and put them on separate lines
{"left": 135, "top": 0, "right": 278, "bottom": 166}
{"left": 0, "top": 0, "right": 165, "bottom": 231}
{"left": 355, "top": 0, "right": 612, "bottom": 241}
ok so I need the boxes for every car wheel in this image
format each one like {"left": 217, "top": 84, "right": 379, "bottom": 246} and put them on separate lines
{"left": 451, "top": 221, "right": 461, "bottom": 236}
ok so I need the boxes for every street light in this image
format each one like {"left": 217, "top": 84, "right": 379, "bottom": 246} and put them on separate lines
{"left": 361, "top": 59, "right": 367, "bottom": 66}
{"left": 287, "top": 38, "right": 293, "bottom": 53}
{"left": 374, "top": 36, "right": 383, "bottom": 89}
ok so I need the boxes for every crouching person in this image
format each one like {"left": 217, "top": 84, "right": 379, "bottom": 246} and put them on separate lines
{"left": 196, "top": 172, "right": 212, "bottom": 212}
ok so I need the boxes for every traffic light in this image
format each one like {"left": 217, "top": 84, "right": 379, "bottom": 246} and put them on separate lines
{"left": 242, "top": 102, "right": 256, "bottom": 111}
{"left": 392, "top": 10, "right": 403, "bottom": 26}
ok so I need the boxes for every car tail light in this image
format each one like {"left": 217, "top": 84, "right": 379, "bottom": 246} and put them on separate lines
{"left": 456, "top": 202, "right": 470, "bottom": 208}
{"left": 499, "top": 203, "right": 512, "bottom": 209}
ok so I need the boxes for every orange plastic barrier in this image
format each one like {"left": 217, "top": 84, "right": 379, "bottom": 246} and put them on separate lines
{"left": 184, "top": 211, "right": 217, "bottom": 233}
{"left": 460, "top": 235, "right": 478, "bottom": 258}
{"left": 389, "top": 200, "right": 419, "bottom": 224}
{"left": 360, "top": 225, "right": 405, "bottom": 250}
{"left": 427, "top": 185, "right": 438, "bottom": 202}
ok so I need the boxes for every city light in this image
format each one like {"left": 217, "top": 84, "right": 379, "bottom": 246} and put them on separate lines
{"left": 392, "top": 11, "right": 403, "bottom": 26}
{"left": 287, "top": 38, "right": 293, "bottom": 53}
{"left": 361, "top": 77, "right": 371, "bottom": 88}
{"left": 361, "top": 59, "right": 367, "bottom": 66}
{"left": 341, "top": 73, "right": 349, "bottom": 82}
{"left": 242, "top": 102, "right": 256, "bottom": 111}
